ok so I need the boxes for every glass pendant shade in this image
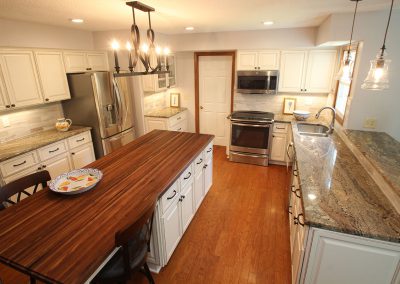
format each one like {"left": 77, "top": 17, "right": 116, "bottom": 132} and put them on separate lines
{"left": 361, "top": 51, "right": 391, "bottom": 90}
{"left": 336, "top": 58, "right": 353, "bottom": 82}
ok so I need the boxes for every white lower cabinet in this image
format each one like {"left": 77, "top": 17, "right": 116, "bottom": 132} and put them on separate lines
{"left": 270, "top": 122, "right": 293, "bottom": 164}
{"left": 70, "top": 143, "right": 95, "bottom": 169}
{"left": 148, "top": 140, "right": 214, "bottom": 271}
{"left": 41, "top": 152, "right": 72, "bottom": 179}
{"left": 145, "top": 110, "right": 188, "bottom": 133}
{"left": 161, "top": 198, "right": 182, "bottom": 262}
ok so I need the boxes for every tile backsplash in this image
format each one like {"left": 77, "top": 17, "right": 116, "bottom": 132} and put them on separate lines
{"left": 234, "top": 92, "right": 331, "bottom": 116}
{"left": 0, "top": 103, "right": 63, "bottom": 143}
{"left": 143, "top": 91, "right": 169, "bottom": 114}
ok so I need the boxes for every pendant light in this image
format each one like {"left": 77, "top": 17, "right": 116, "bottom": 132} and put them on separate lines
{"left": 336, "top": 0, "right": 361, "bottom": 82}
{"left": 361, "top": 0, "right": 394, "bottom": 90}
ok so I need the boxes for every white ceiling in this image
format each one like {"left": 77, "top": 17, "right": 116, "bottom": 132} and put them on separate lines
{"left": 0, "top": 0, "right": 397, "bottom": 34}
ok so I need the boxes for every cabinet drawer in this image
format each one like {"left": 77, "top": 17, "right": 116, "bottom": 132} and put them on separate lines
{"left": 38, "top": 140, "right": 67, "bottom": 161}
{"left": 170, "top": 119, "right": 187, "bottom": 132}
{"left": 160, "top": 181, "right": 179, "bottom": 214}
{"left": 0, "top": 151, "right": 39, "bottom": 177}
{"left": 204, "top": 141, "right": 214, "bottom": 161}
{"left": 273, "top": 123, "right": 289, "bottom": 133}
{"left": 179, "top": 163, "right": 193, "bottom": 189}
{"left": 168, "top": 111, "right": 187, "bottom": 127}
{"left": 68, "top": 131, "right": 92, "bottom": 149}
{"left": 194, "top": 151, "right": 204, "bottom": 173}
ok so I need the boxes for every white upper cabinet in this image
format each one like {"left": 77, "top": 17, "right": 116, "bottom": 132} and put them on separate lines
{"left": 279, "top": 50, "right": 337, "bottom": 93}
{"left": 63, "top": 51, "right": 109, "bottom": 73}
{"left": 304, "top": 50, "right": 337, "bottom": 93}
{"left": 34, "top": 51, "right": 71, "bottom": 102}
{"left": 167, "top": 54, "right": 176, "bottom": 88}
{"left": 278, "top": 50, "right": 307, "bottom": 93}
{"left": 237, "top": 50, "right": 280, "bottom": 70}
{"left": 0, "top": 69, "right": 10, "bottom": 110}
{"left": 0, "top": 50, "right": 43, "bottom": 108}
{"left": 86, "top": 52, "right": 109, "bottom": 71}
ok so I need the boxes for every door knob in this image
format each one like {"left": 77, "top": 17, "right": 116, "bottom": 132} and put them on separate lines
{"left": 200, "top": 106, "right": 204, "bottom": 110}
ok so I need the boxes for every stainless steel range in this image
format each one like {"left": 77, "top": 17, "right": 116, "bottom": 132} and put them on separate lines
{"left": 228, "top": 111, "right": 274, "bottom": 166}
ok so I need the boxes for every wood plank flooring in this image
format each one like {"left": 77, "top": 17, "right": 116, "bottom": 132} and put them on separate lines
{"left": 0, "top": 146, "right": 291, "bottom": 284}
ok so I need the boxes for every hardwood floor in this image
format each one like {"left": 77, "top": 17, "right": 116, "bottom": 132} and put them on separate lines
{"left": 0, "top": 146, "right": 292, "bottom": 284}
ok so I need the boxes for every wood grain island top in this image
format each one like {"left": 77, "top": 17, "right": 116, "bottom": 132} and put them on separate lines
{"left": 0, "top": 130, "right": 214, "bottom": 284}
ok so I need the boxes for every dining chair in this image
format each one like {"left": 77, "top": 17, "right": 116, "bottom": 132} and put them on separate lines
{"left": 0, "top": 170, "right": 51, "bottom": 210}
{"left": 92, "top": 202, "right": 156, "bottom": 284}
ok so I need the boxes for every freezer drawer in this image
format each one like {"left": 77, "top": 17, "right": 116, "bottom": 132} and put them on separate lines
{"left": 102, "top": 128, "right": 136, "bottom": 156}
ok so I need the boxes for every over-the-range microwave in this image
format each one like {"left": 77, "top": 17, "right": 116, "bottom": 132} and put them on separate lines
{"left": 236, "top": 70, "right": 279, "bottom": 94}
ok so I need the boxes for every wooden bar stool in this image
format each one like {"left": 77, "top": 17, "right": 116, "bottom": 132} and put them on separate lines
{"left": 92, "top": 202, "right": 156, "bottom": 284}
{"left": 0, "top": 170, "right": 51, "bottom": 210}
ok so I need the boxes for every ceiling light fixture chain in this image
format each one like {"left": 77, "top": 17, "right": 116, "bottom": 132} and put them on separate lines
{"left": 380, "top": 0, "right": 394, "bottom": 57}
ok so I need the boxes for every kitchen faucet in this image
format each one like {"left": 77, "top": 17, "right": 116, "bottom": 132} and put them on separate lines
{"left": 315, "top": 107, "right": 336, "bottom": 134}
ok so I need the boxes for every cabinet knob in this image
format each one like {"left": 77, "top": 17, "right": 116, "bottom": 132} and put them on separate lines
{"left": 45, "top": 98, "right": 49, "bottom": 102}
{"left": 86, "top": 68, "right": 92, "bottom": 71}
{"left": 200, "top": 106, "right": 204, "bottom": 110}
{"left": 304, "top": 89, "right": 307, "bottom": 92}
{"left": 11, "top": 104, "right": 16, "bottom": 107}
{"left": 71, "top": 152, "right": 75, "bottom": 155}
{"left": 37, "top": 166, "right": 42, "bottom": 171}
{"left": 5, "top": 105, "right": 11, "bottom": 108}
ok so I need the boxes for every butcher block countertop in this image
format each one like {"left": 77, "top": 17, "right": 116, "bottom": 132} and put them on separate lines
{"left": 0, "top": 130, "right": 214, "bottom": 284}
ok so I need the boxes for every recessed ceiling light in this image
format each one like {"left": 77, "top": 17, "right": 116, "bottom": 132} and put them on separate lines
{"left": 263, "top": 21, "right": 274, "bottom": 26}
{"left": 70, "top": 19, "right": 84, "bottom": 24}
{"left": 185, "top": 26, "right": 194, "bottom": 31}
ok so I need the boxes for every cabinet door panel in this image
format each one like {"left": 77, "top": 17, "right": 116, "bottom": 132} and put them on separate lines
{"left": 258, "top": 50, "right": 280, "bottom": 70}
{"left": 270, "top": 133, "right": 287, "bottom": 162}
{"left": 237, "top": 51, "right": 258, "bottom": 70}
{"left": 194, "top": 168, "right": 204, "bottom": 211}
{"left": 204, "top": 157, "right": 213, "bottom": 195}
{"left": 63, "top": 52, "right": 87, "bottom": 73}
{"left": 35, "top": 51, "right": 70, "bottom": 102}
{"left": 304, "top": 50, "right": 337, "bottom": 93}
{"left": 162, "top": 201, "right": 181, "bottom": 262}
{"left": 0, "top": 69, "right": 10, "bottom": 110}
{"left": 0, "top": 51, "right": 43, "bottom": 107}
{"left": 145, "top": 118, "right": 168, "bottom": 133}
{"left": 70, "top": 143, "right": 95, "bottom": 169}
{"left": 180, "top": 182, "right": 194, "bottom": 233}
{"left": 278, "top": 51, "right": 307, "bottom": 92}
{"left": 86, "top": 52, "right": 109, "bottom": 71}
{"left": 42, "top": 153, "right": 72, "bottom": 179}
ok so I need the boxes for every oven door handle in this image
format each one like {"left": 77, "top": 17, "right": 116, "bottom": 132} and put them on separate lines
{"left": 231, "top": 122, "right": 271, "bottom": 128}
{"left": 231, "top": 152, "right": 267, "bottom": 158}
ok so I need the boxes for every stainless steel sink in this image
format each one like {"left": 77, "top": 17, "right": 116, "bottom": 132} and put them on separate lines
{"left": 297, "top": 123, "right": 330, "bottom": 137}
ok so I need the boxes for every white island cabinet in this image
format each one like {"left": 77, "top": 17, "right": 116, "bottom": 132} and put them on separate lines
{"left": 148, "top": 140, "right": 213, "bottom": 272}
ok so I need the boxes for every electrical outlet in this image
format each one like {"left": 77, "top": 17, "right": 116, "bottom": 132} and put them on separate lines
{"left": 363, "top": 118, "right": 377, "bottom": 129}
{"left": 1, "top": 116, "right": 10, "bottom": 128}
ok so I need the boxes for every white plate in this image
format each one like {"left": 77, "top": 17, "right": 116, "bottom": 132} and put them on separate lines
{"left": 49, "top": 168, "right": 103, "bottom": 195}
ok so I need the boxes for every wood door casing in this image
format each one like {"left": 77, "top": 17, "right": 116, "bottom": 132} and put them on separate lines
{"left": 194, "top": 51, "right": 236, "bottom": 135}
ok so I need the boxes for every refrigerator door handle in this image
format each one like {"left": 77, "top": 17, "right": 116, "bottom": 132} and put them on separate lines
{"left": 112, "top": 78, "right": 123, "bottom": 126}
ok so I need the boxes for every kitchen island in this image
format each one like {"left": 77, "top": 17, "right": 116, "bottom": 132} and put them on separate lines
{"left": 0, "top": 130, "right": 213, "bottom": 284}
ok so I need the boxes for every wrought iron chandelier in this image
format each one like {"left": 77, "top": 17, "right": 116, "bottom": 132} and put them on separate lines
{"left": 112, "top": 1, "right": 170, "bottom": 77}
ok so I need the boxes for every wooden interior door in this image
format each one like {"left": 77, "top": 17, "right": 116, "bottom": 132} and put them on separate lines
{"left": 199, "top": 56, "right": 232, "bottom": 146}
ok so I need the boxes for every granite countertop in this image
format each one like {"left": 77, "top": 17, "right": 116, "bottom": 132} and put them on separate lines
{"left": 343, "top": 130, "right": 400, "bottom": 201}
{"left": 291, "top": 122, "right": 400, "bottom": 243}
{"left": 0, "top": 126, "right": 92, "bottom": 162}
{"left": 145, "top": 107, "right": 187, "bottom": 118}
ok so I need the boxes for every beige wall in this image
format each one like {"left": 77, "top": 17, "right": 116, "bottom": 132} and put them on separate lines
{"left": 0, "top": 18, "right": 94, "bottom": 49}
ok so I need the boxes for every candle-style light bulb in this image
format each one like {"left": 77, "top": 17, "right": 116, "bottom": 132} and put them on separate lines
{"left": 156, "top": 46, "right": 162, "bottom": 55}
{"left": 111, "top": 40, "right": 120, "bottom": 73}
{"left": 141, "top": 43, "right": 149, "bottom": 54}
{"left": 126, "top": 42, "right": 133, "bottom": 72}
{"left": 163, "top": 47, "right": 170, "bottom": 71}
{"left": 163, "top": 47, "right": 170, "bottom": 55}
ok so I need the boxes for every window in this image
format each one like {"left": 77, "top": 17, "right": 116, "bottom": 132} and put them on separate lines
{"left": 334, "top": 47, "right": 358, "bottom": 124}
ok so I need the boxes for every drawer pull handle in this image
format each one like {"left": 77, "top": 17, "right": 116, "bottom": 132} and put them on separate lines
{"left": 48, "top": 147, "right": 60, "bottom": 153}
{"left": 294, "top": 213, "right": 305, "bottom": 226}
{"left": 206, "top": 148, "right": 212, "bottom": 153}
{"left": 196, "top": 158, "right": 203, "bottom": 165}
{"left": 276, "top": 127, "right": 286, "bottom": 130}
{"left": 76, "top": 137, "right": 85, "bottom": 142}
{"left": 183, "top": 172, "right": 192, "bottom": 180}
{"left": 166, "top": 190, "right": 177, "bottom": 200}
{"left": 13, "top": 160, "right": 26, "bottom": 167}
{"left": 295, "top": 189, "right": 301, "bottom": 198}
{"left": 42, "top": 165, "right": 47, "bottom": 169}
{"left": 203, "top": 164, "right": 208, "bottom": 169}
{"left": 177, "top": 128, "right": 182, "bottom": 131}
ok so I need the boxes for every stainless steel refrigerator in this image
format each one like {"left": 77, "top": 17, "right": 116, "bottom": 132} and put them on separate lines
{"left": 63, "top": 72, "right": 136, "bottom": 158}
